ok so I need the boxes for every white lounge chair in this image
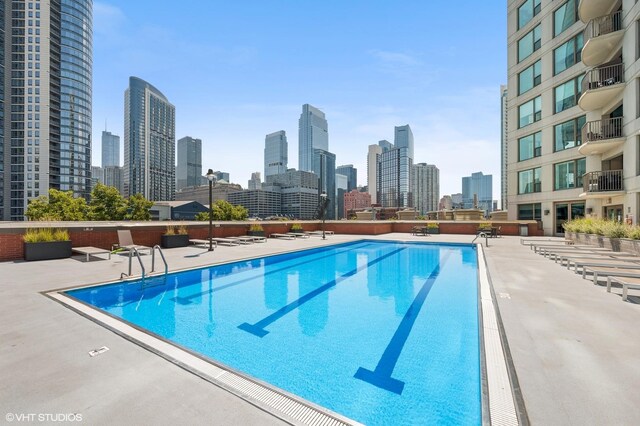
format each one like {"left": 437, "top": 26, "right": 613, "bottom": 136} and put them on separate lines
{"left": 117, "top": 230, "right": 152, "bottom": 254}
{"left": 582, "top": 266, "right": 640, "bottom": 285}
{"left": 189, "top": 239, "right": 217, "bottom": 249}
{"left": 270, "top": 233, "right": 295, "bottom": 240}
{"left": 607, "top": 276, "right": 640, "bottom": 301}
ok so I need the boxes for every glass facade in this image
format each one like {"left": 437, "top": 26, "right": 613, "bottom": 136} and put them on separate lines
{"left": 336, "top": 164, "right": 357, "bottom": 192}
{"left": 554, "top": 115, "right": 586, "bottom": 151}
{"left": 554, "top": 0, "right": 578, "bottom": 37}
{"left": 519, "top": 96, "right": 542, "bottom": 128}
{"left": 554, "top": 33, "right": 583, "bottom": 75}
{"left": 298, "top": 104, "right": 328, "bottom": 173}
{"left": 176, "top": 136, "right": 202, "bottom": 191}
{"left": 313, "top": 149, "right": 336, "bottom": 220}
{"left": 518, "top": 167, "right": 541, "bottom": 194}
{"left": 518, "top": 24, "right": 541, "bottom": 62}
{"left": 3, "top": 0, "right": 92, "bottom": 220}
{"left": 518, "top": 60, "right": 542, "bottom": 95}
{"left": 462, "top": 171, "right": 493, "bottom": 212}
{"left": 554, "top": 158, "right": 586, "bottom": 190}
{"left": 102, "top": 131, "right": 120, "bottom": 167}
{"left": 124, "top": 77, "right": 175, "bottom": 201}
{"left": 554, "top": 75, "right": 584, "bottom": 113}
{"left": 264, "top": 130, "right": 288, "bottom": 177}
{"left": 518, "top": 0, "right": 541, "bottom": 29}
{"left": 378, "top": 147, "right": 413, "bottom": 208}
{"left": 518, "top": 131, "right": 542, "bottom": 161}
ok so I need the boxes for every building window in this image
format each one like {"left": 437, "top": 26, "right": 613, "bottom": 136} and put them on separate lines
{"left": 518, "top": 203, "right": 542, "bottom": 220}
{"left": 554, "top": 0, "right": 578, "bottom": 37}
{"left": 518, "top": 167, "right": 542, "bottom": 194}
{"left": 519, "top": 131, "right": 542, "bottom": 161}
{"left": 518, "top": 0, "right": 542, "bottom": 29}
{"left": 554, "top": 33, "right": 583, "bottom": 75}
{"left": 518, "top": 24, "right": 542, "bottom": 63}
{"left": 554, "top": 158, "right": 586, "bottom": 190}
{"left": 554, "top": 75, "right": 584, "bottom": 113}
{"left": 554, "top": 115, "right": 586, "bottom": 151}
{"left": 518, "top": 60, "right": 542, "bottom": 95}
{"left": 519, "top": 96, "right": 542, "bottom": 128}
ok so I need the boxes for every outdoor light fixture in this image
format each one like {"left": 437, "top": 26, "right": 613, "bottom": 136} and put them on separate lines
{"left": 206, "top": 169, "right": 216, "bottom": 252}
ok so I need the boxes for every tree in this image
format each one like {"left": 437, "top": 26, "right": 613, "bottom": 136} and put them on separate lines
{"left": 195, "top": 200, "right": 248, "bottom": 221}
{"left": 89, "top": 183, "right": 126, "bottom": 220}
{"left": 125, "top": 193, "right": 153, "bottom": 221}
{"left": 25, "top": 189, "right": 88, "bottom": 221}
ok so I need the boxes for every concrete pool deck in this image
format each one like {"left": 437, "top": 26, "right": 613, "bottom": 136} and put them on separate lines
{"left": 1, "top": 233, "right": 639, "bottom": 425}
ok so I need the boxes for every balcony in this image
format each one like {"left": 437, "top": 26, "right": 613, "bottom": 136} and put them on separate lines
{"left": 580, "top": 170, "right": 624, "bottom": 198}
{"left": 578, "top": 63, "right": 624, "bottom": 111}
{"left": 578, "top": 117, "right": 625, "bottom": 155}
{"left": 579, "top": 0, "right": 619, "bottom": 23}
{"left": 582, "top": 11, "right": 623, "bottom": 67}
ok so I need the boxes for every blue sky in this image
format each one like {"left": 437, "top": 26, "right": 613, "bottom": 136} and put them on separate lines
{"left": 92, "top": 1, "right": 506, "bottom": 198}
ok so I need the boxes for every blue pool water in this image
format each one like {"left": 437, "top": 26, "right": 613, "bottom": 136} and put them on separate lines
{"left": 68, "top": 240, "right": 480, "bottom": 425}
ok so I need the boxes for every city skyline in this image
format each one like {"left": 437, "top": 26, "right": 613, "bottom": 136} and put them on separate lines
{"left": 91, "top": 1, "right": 505, "bottom": 198}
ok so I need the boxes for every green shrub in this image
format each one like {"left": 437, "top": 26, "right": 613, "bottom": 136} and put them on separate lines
{"left": 249, "top": 223, "right": 264, "bottom": 232}
{"left": 290, "top": 223, "right": 303, "bottom": 231}
{"left": 628, "top": 227, "right": 640, "bottom": 240}
{"left": 164, "top": 225, "right": 176, "bottom": 235}
{"left": 426, "top": 222, "right": 439, "bottom": 229}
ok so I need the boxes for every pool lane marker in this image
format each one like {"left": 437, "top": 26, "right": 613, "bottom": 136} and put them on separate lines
{"left": 354, "top": 250, "right": 452, "bottom": 395}
{"left": 238, "top": 247, "right": 406, "bottom": 337}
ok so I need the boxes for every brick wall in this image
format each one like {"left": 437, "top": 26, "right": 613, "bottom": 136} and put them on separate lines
{"left": 0, "top": 220, "right": 542, "bottom": 262}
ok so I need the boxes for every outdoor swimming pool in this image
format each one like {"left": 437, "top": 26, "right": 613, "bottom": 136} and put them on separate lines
{"left": 67, "top": 240, "right": 481, "bottom": 425}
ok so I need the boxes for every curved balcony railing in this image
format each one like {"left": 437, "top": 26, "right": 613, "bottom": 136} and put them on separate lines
{"left": 584, "top": 10, "right": 623, "bottom": 40}
{"left": 582, "top": 170, "right": 623, "bottom": 193}
{"left": 581, "top": 63, "right": 624, "bottom": 93}
{"left": 581, "top": 117, "right": 624, "bottom": 143}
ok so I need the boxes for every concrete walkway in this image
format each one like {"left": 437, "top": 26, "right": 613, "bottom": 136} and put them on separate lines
{"left": 0, "top": 233, "right": 639, "bottom": 425}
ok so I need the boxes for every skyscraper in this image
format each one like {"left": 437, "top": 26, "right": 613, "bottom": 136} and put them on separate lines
{"left": 376, "top": 126, "right": 414, "bottom": 209}
{"left": 336, "top": 164, "right": 357, "bottom": 192}
{"left": 124, "top": 77, "right": 175, "bottom": 201}
{"left": 313, "top": 149, "right": 336, "bottom": 220}
{"left": 102, "top": 131, "right": 120, "bottom": 167}
{"left": 248, "top": 172, "right": 262, "bottom": 190}
{"left": 264, "top": 130, "right": 288, "bottom": 177}
{"left": 412, "top": 163, "right": 440, "bottom": 215}
{"left": 176, "top": 136, "right": 202, "bottom": 190}
{"left": 462, "top": 172, "right": 493, "bottom": 213}
{"left": 367, "top": 140, "right": 392, "bottom": 204}
{"left": 500, "top": 84, "right": 508, "bottom": 211}
{"left": 394, "top": 125, "right": 414, "bottom": 160}
{"left": 2, "top": 0, "right": 93, "bottom": 220}
{"left": 298, "top": 104, "right": 328, "bottom": 172}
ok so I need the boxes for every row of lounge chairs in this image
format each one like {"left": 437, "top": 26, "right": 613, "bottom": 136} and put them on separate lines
{"left": 523, "top": 238, "right": 640, "bottom": 302}
{"left": 270, "top": 231, "right": 334, "bottom": 240}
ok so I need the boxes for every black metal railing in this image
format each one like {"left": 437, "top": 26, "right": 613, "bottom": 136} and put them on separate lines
{"left": 584, "top": 10, "right": 623, "bottom": 40}
{"left": 581, "top": 116, "right": 624, "bottom": 143}
{"left": 581, "top": 63, "right": 625, "bottom": 93}
{"left": 582, "top": 170, "right": 623, "bottom": 193}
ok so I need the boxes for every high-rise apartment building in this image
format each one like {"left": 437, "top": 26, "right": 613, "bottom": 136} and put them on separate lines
{"left": 264, "top": 131, "right": 288, "bottom": 177}
{"left": 264, "top": 169, "right": 319, "bottom": 219}
{"left": 462, "top": 172, "right": 493, "bottom": 213}
{"left": 176, "top": 136, "right": 202, "bottom": 191}
{"left": 298, "top": 104, "right": 328, "bottom": 172}
{"left": 1, "top": 0, "right": 93, "bottom": 220}
{"left": 336, "top": 164, "right": 357, "bottom": 192}
{"left": 124, "top": 77, "right": 175, "bottom": 201}
{"left": 367, "top": 140, "right": 393, "bottom": 204}
{"left": 412, "top": 163, "right": 440, "bottom": 215}
{"left": 501, "top": 84, "right": 508, "bottom": 210}
{"left": 212, "top": 171, "right": 229, "bottom": 182}
{"left": 313, "top": 149, "right": 336, "bottom": 219}
{"left": 507, "top": 0, "right": 637, "bottom": 235}
{"left": 335, "top": 173, "right": 348, "bottom": 219}
{"left": 102, "top": 131, "right": 120, "bottom": 167}
{"left": 376, "top": 127, "right": 414, "bottom": 209}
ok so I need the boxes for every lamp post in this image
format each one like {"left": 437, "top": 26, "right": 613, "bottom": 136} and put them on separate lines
{"left": 206, "top": 169, "right": 216, "bottom": 251}
{"left": 320, "top": 191, "right": 327, "bottom": 240}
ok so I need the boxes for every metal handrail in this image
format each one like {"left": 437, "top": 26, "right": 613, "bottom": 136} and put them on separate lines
{"left": 584, "top": 10, "right": 623, "bottom": 40}
{"left": 151, "top": 245, "right": 168, "bottom": 276}
{"left": 121, "top": 247, "right": 145, "bottom": 281}
{"left": 582, "top": 170, "right": 623, "bottom": 193}
{"left": 581, "top": 63, "right": 624, "bottom": 94}
{"left": 581, "top": 116, "right": 624, "bottom": 143}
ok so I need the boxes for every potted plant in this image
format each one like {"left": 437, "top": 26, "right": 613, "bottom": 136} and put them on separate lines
{"left": 161, "top": 224, "right": 190, "bottom": 248}
{"left": 23, "top": 228, "right": 72, "bottom": 261}
{"left": 426, "top": 222, "right": 440, "bottom": 234}
{"left": 290, "top": 223, "right": 304, "bottom": 234}
{"left": 248, "top": 223, "right": 265, "bottom": 237}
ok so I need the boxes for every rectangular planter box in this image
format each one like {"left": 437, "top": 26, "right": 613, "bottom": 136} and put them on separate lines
{"left": 24, "top": 241, "right": 72, "bottom": 261}
{"left": 426, "top": 228, "right": 440, "bottom": 234}
{"left": 247, "top": 230, "right": 265, "bottom": 237}
{"left": 161, "top": 234, "right": 189, "bottom": 248}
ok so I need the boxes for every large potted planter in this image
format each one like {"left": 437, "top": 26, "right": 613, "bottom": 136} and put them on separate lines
{"left": 247, "top": 223, "right": 265, "bottom": 237}
{"left": 290, "top": 223, "right": 304, "bottom": 234}
{"left": 426, "top": 223, "right": 440, "bottom": 234}
{"left": 23, "top": 228, "right": 72, "bottom": 261}
{"left": 161, "top": 224, "right": 190, "bottom": 248}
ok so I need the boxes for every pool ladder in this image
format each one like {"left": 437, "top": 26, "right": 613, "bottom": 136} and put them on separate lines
{"left": 471, "top": 232, "right": 489, "bottom": 247}
{"left": 120, "top": 245, "right": 168, "bottom": 282}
